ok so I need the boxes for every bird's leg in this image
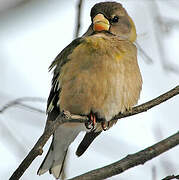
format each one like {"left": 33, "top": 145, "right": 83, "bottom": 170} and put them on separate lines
{"left": 91, "top": 114, "right": 96, "bottom": 130}
{"left": 101, "top": 121, "right": 110, "bottom": 131}
{"left": 85, "top": 112, "right": 96, "bottom": 130}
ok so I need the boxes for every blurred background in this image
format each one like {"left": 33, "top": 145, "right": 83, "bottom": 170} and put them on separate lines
{"left": 0, "top": 0, "right": 179, "bottom": 179}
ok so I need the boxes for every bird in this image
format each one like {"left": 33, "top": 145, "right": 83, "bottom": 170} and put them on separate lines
{"left": 37, "top": 1, "right": 142, "bottom": 179}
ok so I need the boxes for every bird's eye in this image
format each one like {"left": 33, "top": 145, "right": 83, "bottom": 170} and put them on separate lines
{"left": 112, "top": 16, "right": 119, "bottom": 23}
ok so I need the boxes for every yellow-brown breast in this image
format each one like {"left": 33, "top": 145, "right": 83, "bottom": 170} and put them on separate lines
{"left": 58, "top": 33, "right": 142, "bottom": 122}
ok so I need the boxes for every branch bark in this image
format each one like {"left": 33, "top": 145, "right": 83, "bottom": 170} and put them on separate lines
{"left": 68, "top": 131, "right": 179, "bottom": 180}
{"left": 9, "top": 85, "right": 179, "bottom": 180}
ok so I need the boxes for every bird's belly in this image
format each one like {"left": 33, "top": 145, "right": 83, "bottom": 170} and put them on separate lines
{"left": 59, "top": 60, "right": 140, "bottom": 121}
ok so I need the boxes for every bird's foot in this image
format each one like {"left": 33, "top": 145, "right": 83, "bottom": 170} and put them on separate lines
{"left": 101, "top": 121, "right": 110, "bottom": 131}
{"left": 62, "top": 110, "right": 71, "bottom": 119}
{"left": 85, "top": 113, "right": 96, "bottom": 131}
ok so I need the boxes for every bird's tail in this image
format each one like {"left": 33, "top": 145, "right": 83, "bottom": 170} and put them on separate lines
{"left": 37, "top": 124, "right": 82, "bottom": 179}
{"left": 76, "top": 130, "right": 101, "bottom": 156}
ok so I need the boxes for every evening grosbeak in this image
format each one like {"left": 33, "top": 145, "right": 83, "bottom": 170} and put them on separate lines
{"left": 37, "top": 1, "right": 142, "bottom": 179}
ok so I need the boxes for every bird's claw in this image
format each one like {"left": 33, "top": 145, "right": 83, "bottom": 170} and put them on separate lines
{"left": 101, "top": 121, "right": 110, "bottom": 131}
{"left": 85, "top": 113, "right": 96, "bottom": 131}
{"left": 62, "top": 110, "right": 71, "bottom": 119}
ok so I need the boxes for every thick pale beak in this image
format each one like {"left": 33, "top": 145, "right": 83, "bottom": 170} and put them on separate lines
{"left": 93, "top": 14, "right": 110, "bottom": 32}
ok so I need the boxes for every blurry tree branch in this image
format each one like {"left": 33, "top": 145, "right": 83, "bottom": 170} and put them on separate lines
{"left": 156, "top": 16, "right": 179, "bottom": 33}
{"left": 135, "top": 41, "right": 153, "bottom": 64}
{"left": 9, "top": 85, "right": 179, "bottom": 180}
{"left": 74, "top": 0, "right": 83, "bottom": 38}
{"left": 0, "top": 121, "right": 27, "bottom": 158}
{"left": 0, "top": 97, "right": 45, "bottom": 114}
{"left": 0, "top": 0, "right": 29, "bottom": 13}
{"left": 151, "top": 0, "right": 179, "bottom": 74}
{"left": 152, "top": 166, "right": 157, "bottom": 180}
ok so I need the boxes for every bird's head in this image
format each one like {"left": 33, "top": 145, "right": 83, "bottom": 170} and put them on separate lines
{"left": 85, "top": 2, "right": 136, "bottom": 42}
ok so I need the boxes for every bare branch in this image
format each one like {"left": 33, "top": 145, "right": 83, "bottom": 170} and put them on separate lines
{"left": 74, "top": 0, "right": 83, "bottom": 38}
{"left": 156, "top": 16, "right": 179, "bottom": 34}
{"left": 0, "top": 97, "right": 45, "bottom": 114}
{"left": 9, "top": 85, "right": 179, "bottom": 180}
{"left": 17, "top": 103, "right": 45, "bottom": 114}
{"left": 162, "top": 175, "right": 179, "bottom": 180}
{"left": 68, "top": 131, "right": 179, "bottom": 180}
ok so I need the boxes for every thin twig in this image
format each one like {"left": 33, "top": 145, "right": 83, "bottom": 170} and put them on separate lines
{"left": 9, "top": 85, "right": 179, "bottom": 180}
{"left": 74, "top": 0, "right": 83, "bottom": 38}
{"left": 17, "top": 103, "right": 45, "bottom": 114}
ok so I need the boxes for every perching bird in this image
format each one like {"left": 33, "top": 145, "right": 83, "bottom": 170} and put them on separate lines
{"left": 37, "top": 1, "right": 142, "bottom": 179}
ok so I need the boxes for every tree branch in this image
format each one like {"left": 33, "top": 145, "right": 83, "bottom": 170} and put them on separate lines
{"left": 68, "top": 131, "right": 179, "bottom": 180}
{"left": 162, "top": 175, "right": 179, "bottom": 180}
{"left": 9, "top": 85, "right": 179, "bottom": 180}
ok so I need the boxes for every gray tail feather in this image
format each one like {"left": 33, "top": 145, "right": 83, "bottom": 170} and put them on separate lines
{"left": 37, "top": 124, "right": 83, "bottom": 179}
{"left": 37, "top": 138, "right": 67, "bottom": 179}
{"left": 37, "top": 140, "right": 53, "bottom": 175}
